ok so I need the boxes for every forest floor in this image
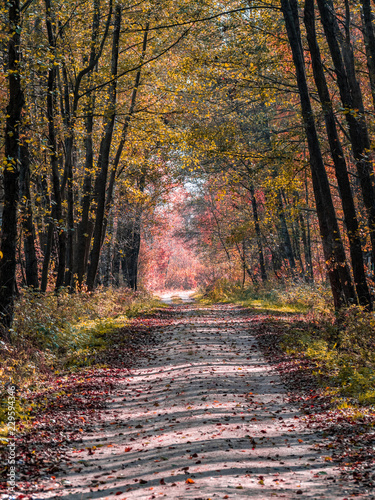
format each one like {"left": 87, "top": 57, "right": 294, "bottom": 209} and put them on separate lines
{"left": 2, "top": 294, "right": 374, "bottom": 499}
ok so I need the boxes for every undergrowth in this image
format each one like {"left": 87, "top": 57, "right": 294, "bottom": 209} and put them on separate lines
{"left": 282, "top": 306, "right": 375, "bottom": 406}
{"left": 0, "top": 287, "right": 162, "bottom": 433}
{"left": 197, "top": 278, "right": 331, "bottom": 314}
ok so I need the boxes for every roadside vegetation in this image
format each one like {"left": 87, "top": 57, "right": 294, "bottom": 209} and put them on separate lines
{"left": 0, "top": 288, "right": 162, "bottom": 435}
{"left": 198, "top": 279, "right": 375, "bottom": 408}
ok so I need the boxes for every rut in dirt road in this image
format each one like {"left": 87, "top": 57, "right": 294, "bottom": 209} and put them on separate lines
{"left": 35, "top": 303, "right": 353, "bottom": 499}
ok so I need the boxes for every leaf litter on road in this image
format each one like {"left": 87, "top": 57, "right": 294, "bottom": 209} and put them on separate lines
{"left": 1, "top": 301, "right": 369, "bottom": 499}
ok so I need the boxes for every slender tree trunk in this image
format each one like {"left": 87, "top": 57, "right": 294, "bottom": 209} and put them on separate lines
{"left": 60, "top": 0, "right": 113, "bottom": 291}
{"left": 87, "top": 5, "right": 122, "bottom": 291}
{"left": 75, "top": 110, "right": 94, "bottom": 288}
{"left": 249, "top": 184, "right": 267, "bottom": 282}
{"left": 299, "top": 211, "right": 311, "bottom": 283}
{"left": 61, "top": 64, "right": 74, "bottom": 289}
{"left": 304, "top": 0, "right": 372, "bottom": 309}
{"left": 73, "top": 0, "right": 101, "bottom": 289}
{"left": 45, "top": 0, "right": 66, "bottom": 290}
{"left": 235, "top": 241, "right": 257, "bottom": 284}
{"left": 41, "top": 222, "right": 54, "bottom": 292}
{"left": 303, "top": 175, "right": 314, "bottom": 283}
{"left": 257, "top": 117, "right": 296, "bottom": 275}
{"left": 242, "top": 240, "right": 246, "bottom": 286}
{"left": 277, "top": 190, "right": 296, "bottom": 273}
{"left": 0, "top": 0, "right": 24, "bottom": 332}
{"left": 292, "top": 212, "right": 305, "bottom": 277}
{"left": 121, "top": 222, "right": 141, "bottom": 290}
{"left": 19, "top": 137, "right": 39, "bottom": 289}
{"left": 281, "top": 0, "right": 356, "bottom": 310}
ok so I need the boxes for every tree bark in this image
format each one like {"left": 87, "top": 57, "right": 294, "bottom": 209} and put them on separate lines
{"left": 122, "top": 174, "right": 145, "bottom": 290}
{"left": 19, "top": 136, "right": 39, "bottom": 289}
{"left": 86, "top": 5, "right": 122, "bottom": 291}
{"left": 75, "top": 110, "right": 94, "bottom": 288}
{"left": 61, "top": 64, "right": 74, "bottom": 290}
{"left": 44, "top": 0, "right": 66, "bottom": 291}
{"left": 276, "top": 190, "right": 296, "bottom": 273}
{"left": 0, "top": 0, "right": 24, "bottom": 332}
{"left": 121, "top": 226, "right": 141, "bottom": 290}
{"left": 73, "top": 0, "right": 101, "bottom": 289}
{"left": 102, "top": 23, "right": 150, "bottom": 245}
{"left": 59, "top": 0, "right": 112, "bottom": 291}
{"left": 249, "top": 184, "right": 267, "bottom": 282}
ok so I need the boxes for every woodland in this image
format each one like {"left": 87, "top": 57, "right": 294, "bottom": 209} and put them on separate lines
{"left": 3, "top": 0, "right": 375, "bottom": 496}
{"left": 2, "top": 0, "right": 375, "bottom": 319}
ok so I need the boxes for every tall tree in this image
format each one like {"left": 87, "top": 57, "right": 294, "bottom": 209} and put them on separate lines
{"left": 0, "top": 0, "right": 24, "bottom": 332}
{"left": 42, "top": 0, "right": 66, "bottom": 291}
{"left": 86, "top": 4, "right": 122, "bottom": 291}
{"left": 317, "top": 0, "right": 375, "bottom": 266}
{"left": 19, "top": 131, "right": 39, "bottom": 289}
{"left": 281, "top": 0, "right": 356, "bottom": 310}
{"left": 304, "top": 0, "right": 372, "bottom": 309}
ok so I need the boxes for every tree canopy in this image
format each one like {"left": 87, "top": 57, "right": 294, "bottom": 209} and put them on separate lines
{"left": 2, "top": 0, "right": 375, "bottom": 332}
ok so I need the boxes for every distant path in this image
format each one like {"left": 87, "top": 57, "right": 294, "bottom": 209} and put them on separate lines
{"left": 157, "top": 290, "right": 196, "bottom": 304}
{"left": 36, "top": 302, "right": 354, "bottom": 499}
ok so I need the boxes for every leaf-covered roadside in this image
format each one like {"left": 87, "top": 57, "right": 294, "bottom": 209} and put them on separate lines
{"left": 0, "top": 308, "right": 173, "bottom": 498}
{"left": 250, "top": 310, "right": 375, "bottom": 492}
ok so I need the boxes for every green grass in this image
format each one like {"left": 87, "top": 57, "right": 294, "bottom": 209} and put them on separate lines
{"left": 196, "top": 278, "right": 331, "bottom": 315}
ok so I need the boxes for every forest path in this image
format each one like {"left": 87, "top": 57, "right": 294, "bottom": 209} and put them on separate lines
{"left": 37, "top": 302, "right": 352, "bottom": 499}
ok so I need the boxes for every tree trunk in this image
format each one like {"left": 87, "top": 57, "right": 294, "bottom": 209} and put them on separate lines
{"left": 304, "top": 0, "right": 372, "bottom": 309}
{"left": 86, "top": 5, "right": 122, "bottom": 291}
{"left": 303, "top": 177, "right": 314, "bottom": 283}
{"left": 19, "top": 137, "right": 39, "bottom": 289}
{"left": 75, "top": 111, "right": 94, "bottom": 288}
{"left": 281, "top": 0, "right": 356, "bottom": 310}
{"left": 0, "top": 0, "right": 24, "bottom": 333}
{"left": 45, "top": 0, "right": 66, "bottom": 291}
{"left": 277, "top": 190, "right": 296, "bottom": 273}
{"left": 73, "top": 0, "right": 102, "bottom": 289}
{"left": 255, "top": 114, "right": 296, "bottom": 276}
{"left": 112, "top": 241, "right": 120, "bottom": 287}
{"left": 291, "top": 209, "right": 305, "bottom": 277}
{"left": 249, "top": 184, "right": 267, "bottom": 282}
{"left": 121, "top": 220, "right": 142, "bottom": 290}
{"left": 235, "top": 241, "right": 257, "bottom": 284}
{"left": 61, "top": 64, "right": 74, "bottom": 290}
{"left": 41, "top": 222, "right": 54, "bottom": 292}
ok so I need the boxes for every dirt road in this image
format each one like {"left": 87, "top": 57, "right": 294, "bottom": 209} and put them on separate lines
{"left": 34, "top": 300, "right": 355, "bottom": 499}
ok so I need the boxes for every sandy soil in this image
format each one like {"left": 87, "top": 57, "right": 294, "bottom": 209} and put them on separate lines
{"left": 32, "top": 297, "right": 361, "bottom": 499}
